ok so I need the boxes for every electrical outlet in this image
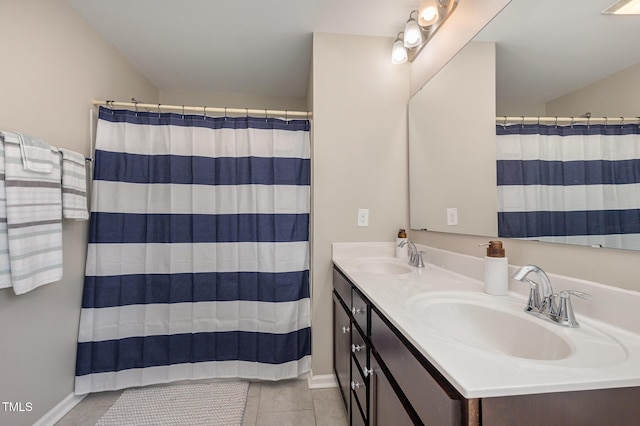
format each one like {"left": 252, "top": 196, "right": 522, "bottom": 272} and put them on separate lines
{"left": 446, "top": 207, "right": 458, "bottom": 226}
{"left": 357, "top": 208, "right": 369, "bottom": 227}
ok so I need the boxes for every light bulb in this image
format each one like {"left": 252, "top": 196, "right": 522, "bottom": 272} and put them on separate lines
{"left": 391, "top": 38, "right": 408, "bottom": 64}
{"left": 403, "top": 18, "right": 422, "bottom": 48}
{"left": 419, "top": 0, "right": 440, "bottom": 27}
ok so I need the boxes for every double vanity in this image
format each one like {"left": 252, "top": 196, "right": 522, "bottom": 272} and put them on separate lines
{"left": 332, "top": 242, "right": 640, "bottom": 425}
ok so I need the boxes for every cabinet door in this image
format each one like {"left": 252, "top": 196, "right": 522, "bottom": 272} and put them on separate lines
{"left": 369, "top": 351, "right": 415, "bottom": 426}
{"left": 371, "top": 309, "right": 461, "bottom": 425}
{"left": 333, "top": 291, "right": 351, "bottom": 413}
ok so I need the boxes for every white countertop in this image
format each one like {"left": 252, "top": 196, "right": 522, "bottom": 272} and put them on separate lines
{"left": 332, "top": 242, "right": 640, "bottom": 399}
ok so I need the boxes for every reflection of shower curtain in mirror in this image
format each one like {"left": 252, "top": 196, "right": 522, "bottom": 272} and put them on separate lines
{"left": 75, "top": 107, "right": 311, "bottom": 394}
{"left": 496, "top": 124, "right": 640, "bottom": 250}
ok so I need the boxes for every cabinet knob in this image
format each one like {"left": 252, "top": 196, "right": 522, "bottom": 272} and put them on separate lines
{"left": 351, "top": 306, "right": 363, "bottom": 315}
{"left": 341, "top": 326, "right": 350, "bottom": 334}
{"left": 363, "top": 367, "right": 374, "bottom": 377}
{"left": 351, "top": 344, "right": 363, "bottom": 353}
{"left": 350, "top": 380, "right": 363, "bottom": 390}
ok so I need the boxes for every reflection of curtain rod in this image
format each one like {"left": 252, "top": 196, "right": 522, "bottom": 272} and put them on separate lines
{"left": 496, "top": 116, "right": 640, "bottom": 125}
{"left": 92, "top": 100, "right": 312, "bottom": 119}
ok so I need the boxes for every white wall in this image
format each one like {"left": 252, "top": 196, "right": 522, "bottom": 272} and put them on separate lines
{"left": 311, "top": 33, "right": 409, "bottom": 376}
{"left": 0, "top": 1, "right": 158, "bottom": 425}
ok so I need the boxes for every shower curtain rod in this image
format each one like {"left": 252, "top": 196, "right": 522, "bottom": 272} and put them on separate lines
{"left": 92, "top": 100, "right": 312, "bottom": 119}
{"left": 497, "top": 115, "right": 640, "bottom": 125}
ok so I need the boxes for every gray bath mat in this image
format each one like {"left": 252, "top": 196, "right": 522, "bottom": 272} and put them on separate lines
{"left": 95, "top": 381, "right": 249, "bottom": 426}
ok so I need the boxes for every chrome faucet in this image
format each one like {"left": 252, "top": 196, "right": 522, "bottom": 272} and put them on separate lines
{"left": 512, "top": 264, "right": 592, "bottom": 328}
{"left": 397, "top": 240, "right": 425, "bottom": 268}
{"left": 512, "top": 264, "right": 556, "bottom": 314}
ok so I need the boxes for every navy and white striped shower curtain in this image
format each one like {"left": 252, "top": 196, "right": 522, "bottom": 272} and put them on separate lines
{"left": 497, "top": 123, "right": 640, "bottom": 250}
{"left": 75, "top": 107, "right": 311, "bottom": 394}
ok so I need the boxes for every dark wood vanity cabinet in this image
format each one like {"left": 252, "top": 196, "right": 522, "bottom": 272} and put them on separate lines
{"left": 333, "top": 265, "right": 640, "bottom": 426}
{"left": 333, "top": 267, "right": 471, "bottom": 425}
{"left": 333, "top": 268, "right": 370, "bottom": 425}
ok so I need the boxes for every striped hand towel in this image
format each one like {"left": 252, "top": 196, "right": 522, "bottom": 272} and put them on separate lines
{"left": 3, "top": 132, "right": 63, "bottom": 294}
{"left": 0, "top": 134, "right": 11, "bottom": 289}
{"left": 59, "top": 148, "right": 89, "bottom": 220}
{"left": 16, "top": 132, "right": 54, "bottom": 173}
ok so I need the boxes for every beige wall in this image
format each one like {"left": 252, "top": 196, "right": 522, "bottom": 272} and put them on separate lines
{"left": 409, "top": 42, "right": 497, "bottom": 236}
{"left": 160, "top": 89, "right": 307, "bottom": 113}
{"left": 546, "top": 62, "right": 640, "bottom": 118}
{"left": 0, "top": 1, "right": 158, "bottom": 425}
{"left": 311, "top": 33, "right": 409, "bottom": 376}
{"left": 409, "top": 0, "right": 510, "bottom": 96}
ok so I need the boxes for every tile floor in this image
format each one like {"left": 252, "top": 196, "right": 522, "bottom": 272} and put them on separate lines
{"left": 55, "top": 378, "right": 348, "bottom": 426}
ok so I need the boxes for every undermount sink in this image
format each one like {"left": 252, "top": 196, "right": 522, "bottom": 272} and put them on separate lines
{"left": 405, "top": 292, "right": 628, "bottom": 366}
{"left": 353, "top": 258, "right": 412, "bottom": 275}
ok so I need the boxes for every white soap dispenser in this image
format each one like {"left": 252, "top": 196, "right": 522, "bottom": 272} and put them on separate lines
{"left": 482, "top": 240, "right": 508, "bottom": 296}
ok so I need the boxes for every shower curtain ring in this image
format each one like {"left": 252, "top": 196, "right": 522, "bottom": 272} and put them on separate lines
{"left": 224, "top": 107, "right": 227, "bottom": 120}
{"left": 620, "top": 117, "right": 624, "bottom": 128}
{"left": 570, "top": 117, "right": 575, "bottom": 128}
{"left": 265, "top": 109, "right": 268, "bottom": 122}
{"left": 203, "top": 106, "right": 207, "bottom": 120}
{"left": 604, "top": 117, "right": 608, "bottom": 127}
{"left": 520, "top": 116, "right": 525, "bottom": 128}
{"left": 246, "top": 108, "right": 249, "bottom": 118}
{"left": 554, "top": 116, "right": 558, "bottom": 128}
{"left": 182, "top": 105, "right": 185, "bottom": 118}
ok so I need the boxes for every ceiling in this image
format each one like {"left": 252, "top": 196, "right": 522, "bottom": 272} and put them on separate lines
{"left": 68, "top": 0, "right": 640, "bottom": 104}
{"left": 67, "top": 0, "right": 417, "bottom": 98}
{"left": 474, "top": 0, "right": 640, "bottom": 107}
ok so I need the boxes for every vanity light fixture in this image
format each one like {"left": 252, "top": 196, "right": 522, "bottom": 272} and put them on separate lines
{"left": 404, "top": 11, "right": 423, "bottom": 48}
{"left": 391, "top": 32, "right": 408, "bottom": 64}
{"left": 419, "top": 0, "right": 441, "bottom": 26}
{"left": 602, "top": 0, "right": 640, "bottom": 14}
{"left": 391, "top": 0, "right": 459, "bottom": 64}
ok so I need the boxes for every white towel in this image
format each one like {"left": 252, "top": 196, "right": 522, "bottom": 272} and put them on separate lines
{"left": 3, "top": 132, "right": 63, "bottom": 294}
{"left": 16, "top": 132, "right": 54, "bottom": 173}
{"left": 59, "top": 148, "right": 89, "bottom": 221}
{"left": 0, "top": 134, "right": 12, "bottom": 289}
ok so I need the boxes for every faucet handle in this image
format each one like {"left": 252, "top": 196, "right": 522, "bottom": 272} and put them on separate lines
{"left": 520, "top": 278, "right": 542, "bottom": 312}
{"left": 560, "top": 290, "right": 592, "bottom": 300}
{"left": 415, "top": 251, "right": 425, "bottom": 268}
{"left": 542, "top": 292, "right": 560, "bottom": 316}
{"left": 557, "top": 290, "right": 592, "bottom": 328}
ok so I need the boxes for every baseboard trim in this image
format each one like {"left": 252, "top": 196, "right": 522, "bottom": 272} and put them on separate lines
{"left": 307, "top": 370, "right": 338, "bottom": 389}
{"left": 33, "top": 392, "right": 86, "bottom": 426}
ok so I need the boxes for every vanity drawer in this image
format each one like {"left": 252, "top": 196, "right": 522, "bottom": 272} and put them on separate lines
{"left": 333, "top": 267, "right": 351, "bottom": 307}
{"left": 371, "top": 308, "right": 461, "bottom": 425}
{"left": 351, "top": 324, "right": 368, "bottom": 373}
{"left": 351, "top": 287, "right": 369, "bottom": 334}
